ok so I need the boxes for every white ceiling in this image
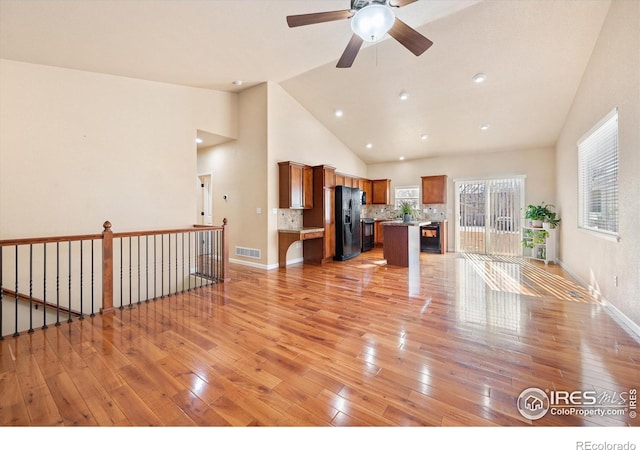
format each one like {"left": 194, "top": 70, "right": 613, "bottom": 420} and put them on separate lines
{"left": 0, "top": 0, "right": 612, "bottom": 164}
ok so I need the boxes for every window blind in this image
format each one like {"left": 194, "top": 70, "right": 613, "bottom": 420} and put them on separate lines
{"left": 577, "top": 108, "right": 619, "bottom": 236}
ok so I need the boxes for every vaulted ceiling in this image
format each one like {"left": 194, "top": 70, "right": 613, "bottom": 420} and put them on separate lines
{"left": 0, "top": 0, "right": 612, "bottom": 163}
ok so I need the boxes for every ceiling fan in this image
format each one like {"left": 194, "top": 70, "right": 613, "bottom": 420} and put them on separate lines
{"left": 286, "top": 0, "right": 433, "bottom": 68}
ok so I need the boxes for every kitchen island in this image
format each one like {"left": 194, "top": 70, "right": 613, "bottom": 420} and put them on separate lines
{"left": 382, "top": 221, "right": 430, "bottom": 267}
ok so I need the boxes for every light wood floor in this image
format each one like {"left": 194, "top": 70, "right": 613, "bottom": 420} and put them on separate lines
{"left": 1, "top": 249, "right": 638, "bottom": 427}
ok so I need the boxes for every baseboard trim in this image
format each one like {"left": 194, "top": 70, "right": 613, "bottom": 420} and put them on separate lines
{"left": 558, "top": 259, "right": 640, "bottom": 342}
{"left": 229, "top": 257, "right": 302, "bottom": 271}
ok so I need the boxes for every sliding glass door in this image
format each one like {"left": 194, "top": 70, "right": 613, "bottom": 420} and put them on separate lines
{"left": 454, "top": 176, "right": 525, "bottom": 256}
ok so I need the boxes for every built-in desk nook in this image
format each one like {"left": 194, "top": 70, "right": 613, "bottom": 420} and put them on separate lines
{"left": 278, "top": 227, "right": 324, "bottom": 267}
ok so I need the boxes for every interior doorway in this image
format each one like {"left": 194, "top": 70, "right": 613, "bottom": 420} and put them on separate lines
{"left": 454, "top": 176, "right": 525, "bottom": 256}
{"left": 197, "top": 173, "right": 213, "bottom": 225}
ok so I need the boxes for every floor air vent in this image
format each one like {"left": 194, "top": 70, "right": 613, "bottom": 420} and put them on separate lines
{"left": 235, "top": 246, "right": 261, "bottom": 259}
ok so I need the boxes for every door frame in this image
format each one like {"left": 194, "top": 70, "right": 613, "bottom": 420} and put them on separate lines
{"left": 453, "top": 175, "right": 526, "bottom": 255}
{"left": 197, "top": 172, "right": 213, "bottom": 226}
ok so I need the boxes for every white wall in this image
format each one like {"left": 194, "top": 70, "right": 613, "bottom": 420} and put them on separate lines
{"left": 0, "top": 59, "right": 237, "bottom": 238}
{"left": 555, "top": 1, "right": 640, "bottom": 328}
{"left": 367, "top": 147, "right": 556, "bottom": 250}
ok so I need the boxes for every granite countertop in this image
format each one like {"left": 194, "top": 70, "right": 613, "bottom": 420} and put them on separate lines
{"left": 278, "top": 227, "right": 324, "bottom": 234}
{"left": 381, "top": 220, "right": 432, "bottom": 227}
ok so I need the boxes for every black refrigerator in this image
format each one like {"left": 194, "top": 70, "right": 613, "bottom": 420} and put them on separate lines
{"left": 334, "top": 186, "right": 361, "bottom": 261}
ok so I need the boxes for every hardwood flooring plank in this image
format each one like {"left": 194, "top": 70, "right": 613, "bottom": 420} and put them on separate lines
{"left": 0, "top": 371, "right": 31, "bottom": 426}
{"left": 2, "top": 249, "right": 639, "bottom": 427}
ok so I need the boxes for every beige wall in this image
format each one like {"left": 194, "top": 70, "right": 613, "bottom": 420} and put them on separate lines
{"left": 197, "top": 83, "right": 269, "bottom": 267}
{"left": 367, "top": 147, "right": 556, "bottom": 250}
{"left": 0, "top": 59, "right": 237, "bottom": 238}
{"left": 555, "top": 1, "right": 640, "bottom": 327}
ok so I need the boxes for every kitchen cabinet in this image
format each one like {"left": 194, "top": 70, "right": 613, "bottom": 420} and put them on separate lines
{"left": 279, "top": 161, "right": 313, "bottom": 209}
{"left": 362, "top": 179, "right": 372, "bottom": 205}
{"left": 336, "top": 173, "right": 356, "bottom": 187}
{"left": 374, "top": 220, "right": 386, "bottom": 245}
{"left": 421, "top": 175, "right": 447, "bottom": 204}
{"left": 371, "top": 179, "right": 391, "bottom": 204}
{"left": 303, "top": 165, "right": 336, "bottom": 263}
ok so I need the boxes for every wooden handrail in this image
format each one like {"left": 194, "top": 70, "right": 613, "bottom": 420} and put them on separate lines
{"left": 112, "top": 224, "right": 223, "bottom": 239}
{"left": 0, "top": 233, "right": 103, "bottom": 247}
{"left": 1, "top": 288, "right": 81, "bottom": 318}
{"left": 1, "top": 219, "right": 230, "bottom": 321}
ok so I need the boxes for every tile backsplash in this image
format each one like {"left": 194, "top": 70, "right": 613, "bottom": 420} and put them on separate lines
{"left": 277, "top": 204, "right": 447, "bottom": 229}
{"left": 277, "top": 209, "right": 303, "bottom": 229}
{"left": 362, "top": 204, "right": 447, "bottom": 221}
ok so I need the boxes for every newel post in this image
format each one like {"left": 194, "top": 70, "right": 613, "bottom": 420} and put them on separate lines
{"left": 101, "top": 221, "right": 115, "bottom": 314}
{"left": 222, "top": 218, "right": 230, "bottom": 282}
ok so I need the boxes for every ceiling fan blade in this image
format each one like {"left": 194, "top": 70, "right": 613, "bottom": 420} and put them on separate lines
{"left": 389, "top": 0, "right": 419, "bottom": 7}
{"left": 337, "top": 34, "right": 364, "bottom": 68}
{"left": 286, "top": 9, "right": 353, "bottom": 28}
{"left": 387, "top": 18, "right": 433, "bottom": 56}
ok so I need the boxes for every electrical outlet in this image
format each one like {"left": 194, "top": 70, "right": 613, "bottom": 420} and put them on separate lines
{"left": 613, "top": 275, "right": 618, "bottom": 287}
{"left": 272, "top": 208, "right": 277, "bottom": 215}
{"left": 296, "top": 242, "right": 301, "bottom": 248}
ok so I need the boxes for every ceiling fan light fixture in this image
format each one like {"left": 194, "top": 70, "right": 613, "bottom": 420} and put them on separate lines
{"left": 351, "top": 4, "right": 395, "bottom": 42}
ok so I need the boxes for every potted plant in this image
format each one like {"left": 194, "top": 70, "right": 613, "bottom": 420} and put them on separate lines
{"left": 543, "top": 210, "right": 561, "bottom": 229}
{"left": 522, "top": 228, "right": 549, "bottom": 247}
{"left": 524, "top": 202, "right": 559, "bottom": 228}
{"left": 399, "top": 201, "right": 414, "bottom": 223}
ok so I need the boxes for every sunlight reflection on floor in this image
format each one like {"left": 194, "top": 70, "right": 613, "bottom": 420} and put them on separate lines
{"left": 459, "top": 253, "right": 600, "bottom": 305}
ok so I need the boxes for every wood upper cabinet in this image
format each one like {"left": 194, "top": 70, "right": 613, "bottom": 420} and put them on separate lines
{"left": 371, "top": 179, "right": 391, "bottom": 204}
{"left": 421, "top": 175, "right": 448, "bottom": 204}
{"left": 362, "top": 179, "right": 372, "bottom": 205}
{"left": 336, "top": 173, "right": 355, "bottom": 188}
{"left": 279, "top": 161, "right": 313, "bottom": 209}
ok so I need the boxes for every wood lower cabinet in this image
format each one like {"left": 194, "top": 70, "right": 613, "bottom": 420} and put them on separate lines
{"left": 421, "top": 175, "right": 447, "bottom": 205}
{"left": 303, "top": 165, "right": 336, "bottom": 263}
{"left": 279, "top": 161, "right": 313, "bottom": 209}
{"left": 371, "top": 179, "right": 391, "bottom": 204}
{"left": 374, "top": 220, "right": 386, "bottom": 245}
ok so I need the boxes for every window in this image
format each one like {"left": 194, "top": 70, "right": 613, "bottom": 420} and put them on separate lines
{"left": 395, "top": 186, "right": 419, "bottom": 209}
{"left": 578, "top": 108, "right": 619, "bottom": 236}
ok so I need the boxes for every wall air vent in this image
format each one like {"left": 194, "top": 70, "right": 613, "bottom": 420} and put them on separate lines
{"left": 235, "top": 246, "right": 261, "bottom": 259}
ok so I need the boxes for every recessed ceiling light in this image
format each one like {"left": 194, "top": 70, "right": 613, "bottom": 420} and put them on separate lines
{"left": 420, "top": 134, "right": 428, "bottom": 140}
{"left": 195, "top": 137, "right": 203, "bottom": 144}
{"left": 335, "top": 109, "right": 344, "bottom": 118}
{"left": 232, "top": 80, "right": 243, "bottom": 86}
{"left": 472, "top": 73, "right": 487, "bottom": 84}
{"left": 366, "top": 143, "right": 373, "bottom": 149}
{"left": 399, "top": 156, "right": 405, "bottom": 161}
{"left": 480, "top": 123, "right": 490, "bottom": 130}
{"left": 399, "top": 91, "right": 409, "bottom": 101}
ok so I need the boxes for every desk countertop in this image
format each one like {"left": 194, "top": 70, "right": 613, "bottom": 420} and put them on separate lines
{"left": 278, "top": 227, "right": 324, "bottom": 234}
